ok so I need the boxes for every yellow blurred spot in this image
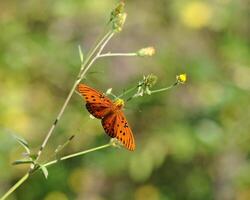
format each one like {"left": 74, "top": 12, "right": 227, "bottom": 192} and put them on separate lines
{"left": 237, "top": 187, "right": 250, "bottom": 200}
{"left": 233, "top": 65, "right": 250, "bottom": 90}
{"left": 176, "top": 73, "right": 187, "bottom": 84}
{"left": 135, "top": 185, "right": 160, "bottom": 200}
{"left": 180, "top": 2, "right": 212, "bottom": 29}
{"left": 2, "top": 107, "right": 30, "bottom": 135}
{"left": 68, "top": 168, "right": 84, "bottom": 193}
{"left": 44, "top": 191, "right": 68, "bottom": 200}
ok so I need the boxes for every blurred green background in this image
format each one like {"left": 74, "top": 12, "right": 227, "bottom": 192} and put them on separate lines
{"left": 0, "top": 0, "right": 249, "bottom": 199}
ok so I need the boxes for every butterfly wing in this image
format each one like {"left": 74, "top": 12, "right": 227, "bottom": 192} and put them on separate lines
{"left": 101, "top": 113, "right": 117, "bottom": 138}
{"left": 102, "top": 111, "right": 135, "bottom": 151}
{"left": 77, "top": 84, "right": 113, "bottom": 119}
{"left": 114, "top": 111, "right": 136, "bottom": 151}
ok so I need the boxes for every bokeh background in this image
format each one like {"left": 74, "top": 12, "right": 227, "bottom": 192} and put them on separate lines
{"left": 0, "top": 0, "right": 249, "bottom": 200}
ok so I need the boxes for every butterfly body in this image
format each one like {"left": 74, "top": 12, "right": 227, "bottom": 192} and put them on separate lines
{"left": 77, "top": 84, "right": 135, "bottom": 151}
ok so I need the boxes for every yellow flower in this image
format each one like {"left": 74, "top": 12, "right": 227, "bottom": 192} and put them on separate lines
{"left": 137, "top": 47, "right": 156, "bottom": 57}
{"left": 176, "top": 73, "right": 187, "bottom": 84}
{"left": 180, "top": 2, "right": 212, "bottom": 29}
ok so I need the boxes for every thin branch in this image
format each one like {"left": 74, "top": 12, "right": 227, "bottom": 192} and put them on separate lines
{"left": 98, "top": 52, "right": 137, "bottom": 58}
{"left": 97, "top": 33, "right": 115, "bottom": 57}
{"left": 150, "top": 82, "right": 178, "bottom": 94}
{"left": 0, "top": 173, "right": 29, "bottom": 200}
{"left": 43, "top": 143, "right": 112, "bottom": 168}
{"left": 33, "top": 31, "right": 114, "bottom": 166}
{"left": 0, "top": 142, "right": 112, "bottom": 200}
{"left": 117, "top": 85, "right": 139, "bottom": 98}
{"left": 78, "top": 31, "right": 112, "bottom": 77}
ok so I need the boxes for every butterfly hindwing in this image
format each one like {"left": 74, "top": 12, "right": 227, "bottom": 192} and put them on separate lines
{"left": 102, "top": 111, "right": 135, "bottom": 151}
{"left": 77, "top": 84, "right": 113, "bottom": 119}
{"left": 114, "top": 111, "right": 135, "bottom": 151}
{"left": 101, "top": 113, "right": 117, "bottom": 137}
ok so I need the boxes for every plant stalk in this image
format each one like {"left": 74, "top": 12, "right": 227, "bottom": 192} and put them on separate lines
{"left": 43, "top": 143, "right": 112, "bottom": 168}
{"left": 0, "top": 173, "right": 29, "bottom": 200}
{"left": 34, "top": 31, "right": 114, "bottom": 165}
{"left": 98, "top": 52, "right": 137, "bottom": 58}
{"left": 150, "top": 82, "right": 178, "bottom": 94}
{"left": 1, "top": 31, "right": 115, "bottom": 199}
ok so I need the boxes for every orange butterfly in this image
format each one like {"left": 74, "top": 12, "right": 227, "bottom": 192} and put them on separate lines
{"left": 77, "top": 83, "right": 135, "bottom": 151}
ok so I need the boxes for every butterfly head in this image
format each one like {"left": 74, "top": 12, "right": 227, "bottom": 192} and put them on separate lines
{"left": 114, "top": 98, "right": 125, "bottom": 109}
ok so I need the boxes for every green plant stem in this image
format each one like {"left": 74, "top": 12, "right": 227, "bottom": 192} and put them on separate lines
{"left": 0, "top": 31, "right": 115, "bottom": 200}
{"left": 79, "top": 32, "right": 115, "bottom": 80}
{"left": 0, "top": 173, "right": 29, "bottom": 200}
{"left": 43, "top": 143, "right": 112, "bottom": 168}
{"left": 0, "top": 143, "right": 112, "bottom": 200}
{"left": 34, "top": 31, "right": 114, "bottom": 166}
{"left": 118, "top": 85, "right": 139, "bottom": 98}
{"left": 98, "top": 52, "right": 137, "bottom": 58}
{"left": 150, "top": 82, "right": 178, "bottom": 94}
{"left": 78, "top": 31, "right": 112, "bottom": 76}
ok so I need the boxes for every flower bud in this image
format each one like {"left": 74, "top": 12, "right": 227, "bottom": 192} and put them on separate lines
{"left": 109, "top": 1, "right": 125, "bottom": 23}
{"left": 137, "top": 47, "right": 156, "bottom": 57}
{"left": 144, "top": 74, "right": 158, "bottom": 87}
{"left": 112, "top": 12, "right": 127, "bottom": 32}
{"left": 110, "top": 138, "right": 122, "bottom": 148}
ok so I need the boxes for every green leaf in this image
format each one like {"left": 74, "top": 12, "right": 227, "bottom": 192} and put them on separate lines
{"left": 40, "top": 165, "right": 49, "bottom": 179}
{"left": 78, "top": 45, "right": 84, "bottom": 63}
{"left": 13, "top": 135, "right": 30, "bottom": 154}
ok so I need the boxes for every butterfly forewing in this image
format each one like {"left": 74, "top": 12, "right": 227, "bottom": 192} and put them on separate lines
{"left": 77, "top": 84, "right": 113, "bottom": 105}
{"left": 77, "top": 84, "right": 113, "bottom": 118}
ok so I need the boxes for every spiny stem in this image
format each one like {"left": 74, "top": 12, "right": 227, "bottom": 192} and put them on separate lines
{"left": 0, "top": 173, "right": 29, "bottom": 200}
{"left": 98, "top": 52, "right": 137, "bottom": 58}
{"left": 43, "top": 143, "right": 112, "bottom": 168}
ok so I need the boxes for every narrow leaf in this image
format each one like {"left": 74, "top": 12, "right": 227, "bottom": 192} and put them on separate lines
{"left": 40, "top": 165, "right": 49, "bottom": 179}
{"left": 106, "top": 88, "right": 112, "bottom": 95}
{"left": 78, "top": 45, "right": 84, "bottom": 63}
{"left": 13, "top": 135, "right": 30, "bottom": 154}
